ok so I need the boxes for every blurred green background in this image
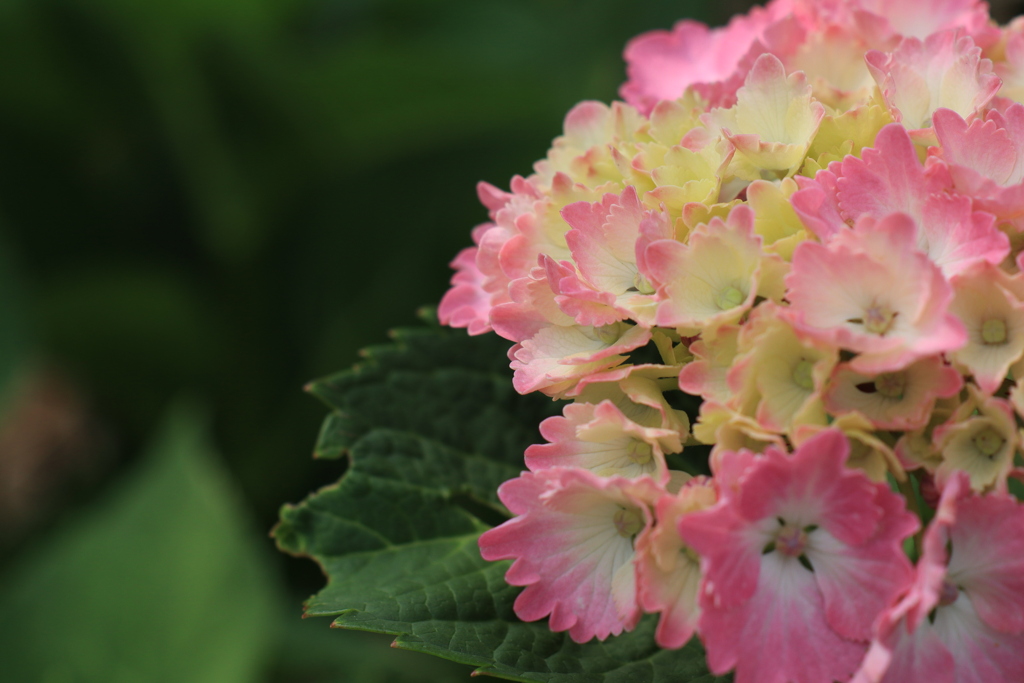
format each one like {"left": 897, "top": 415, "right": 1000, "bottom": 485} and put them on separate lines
{"left": 0, "top": 0, "right": 1018, "bottom": 681}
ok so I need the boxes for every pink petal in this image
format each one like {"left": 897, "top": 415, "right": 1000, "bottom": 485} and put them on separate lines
{"left": 480, "top": 469, "right": 660, "bottom": 643}
{"left": 698, "top": 552, "right": 866, "bottom": 683}
{"left": 836, "top": 124, "right": 950, "bottom": 224}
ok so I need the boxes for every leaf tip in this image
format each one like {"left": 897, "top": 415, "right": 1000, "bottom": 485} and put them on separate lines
{"left": 416, "top": 306, "right": 439, "bottom": 325}
{"left": 470, "top": 668, "right": 496, "bottom": 678}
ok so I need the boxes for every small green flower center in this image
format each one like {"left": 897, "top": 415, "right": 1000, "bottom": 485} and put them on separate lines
{"left": 774, "top": 524, "right": 809, "bottom": 557}
{"left": 715, "top": 286, "right": 745, "bottom": 311}
{"left": 862, "top": 304, "right": 896, "bottom": 335}
{"left": 982, "top": 318, "right": 1008, "bottom": 345}
{"left": 632, "top": 271, "right": 656, "bottom": 296}
{"left": 874, "top": 372, "right": 906, "bottom": 399}
{"left": 627, "top": 440, "right": 653, "bottom": 465}
{"left": 973, "top": 427, "right": 1005, "bottom": 458}
{"left": 792, "top": 359, "right": 815, "bottom": 391}
{"left": 613, "top": 508, "right": 644, "bottom": 538}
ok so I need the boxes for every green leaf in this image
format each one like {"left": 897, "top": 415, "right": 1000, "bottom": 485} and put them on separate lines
{"left": 0, "top": 403, "right": 281, "bottom": 683}
{"left": 276, "top": 321, "right": 730, "bottom": 682}
{"left": 308, "top": 327, "right": 547, "bottom": 458}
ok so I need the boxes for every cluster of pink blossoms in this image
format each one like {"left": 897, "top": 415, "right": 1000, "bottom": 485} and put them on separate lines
{"left": 438, "top": 1, "right": 1024, "bottom": 681}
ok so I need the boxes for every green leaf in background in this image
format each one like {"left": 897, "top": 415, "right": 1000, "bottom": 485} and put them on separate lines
{"left": 275, "top": 319, "right": 731, "bottom": 682}
{"left": 273, "top": 616, "right": 475, "bottom": 683}
{"left": 0, "top": 403, "right": 280, "bottom": 683}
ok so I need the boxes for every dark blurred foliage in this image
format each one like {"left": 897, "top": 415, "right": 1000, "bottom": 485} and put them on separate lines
{"left": 0, "top": 0, "right": 744, "bottom": 533}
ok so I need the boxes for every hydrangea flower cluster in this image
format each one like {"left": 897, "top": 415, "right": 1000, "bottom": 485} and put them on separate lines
{"left": 439, "top": 1, "right": 1024, "bottom": 680}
